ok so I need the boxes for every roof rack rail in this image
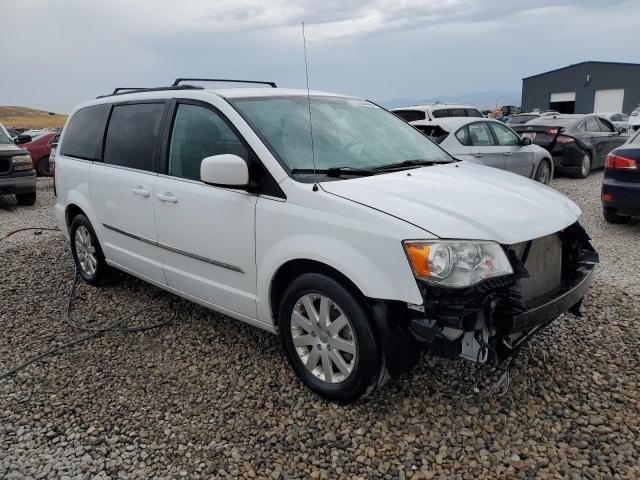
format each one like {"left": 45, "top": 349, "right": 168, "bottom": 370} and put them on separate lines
{"left": 172, "top": 78, "right": 277, "bottom": 88}
{"left": 96, "top": 85, "right": 204, "bottom": 99}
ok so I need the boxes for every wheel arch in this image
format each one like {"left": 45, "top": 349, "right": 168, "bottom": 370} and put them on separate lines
{"left": 269, "top": 258, "right": 366, "bottom": 327}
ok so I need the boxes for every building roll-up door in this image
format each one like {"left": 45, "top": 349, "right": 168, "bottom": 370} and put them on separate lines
{"left": 593, "top": 89, "right": 625, "bottom": 113}
{"left": 550, "top": 92, "right": 576, "bottom": 114}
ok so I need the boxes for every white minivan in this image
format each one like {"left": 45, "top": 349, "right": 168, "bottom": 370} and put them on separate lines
{"left": 54, "top": 79, "right": 598, "bottom": 402}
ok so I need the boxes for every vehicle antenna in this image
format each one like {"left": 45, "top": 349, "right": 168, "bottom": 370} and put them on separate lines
{"left": 302, "top": 22, "right": 318, "bottom": 191}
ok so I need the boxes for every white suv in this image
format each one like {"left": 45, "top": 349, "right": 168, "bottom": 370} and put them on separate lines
{"left": 54, "top": 79, "right": 598, "bottom": 402}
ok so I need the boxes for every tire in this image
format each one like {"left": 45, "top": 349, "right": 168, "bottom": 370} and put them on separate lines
{"left": 573, "top": 152, "right": 591, "bottom": 179}
{"left": 534, "top": 159, "right": 552, "bottom": 185}
{"left": 603, "top": 209, "right": 629, "bottom": 224}
{"left": 15, "top": 192, "right": 36, "bottom": 206}
{"left": 37, "top": 156, "right": 52, "bottom": 176}
{"left": 69, "top": 214, "right": 110, "bottom": 285}
{"left": 278, "top": 273, "right": 383, "bottom": 403}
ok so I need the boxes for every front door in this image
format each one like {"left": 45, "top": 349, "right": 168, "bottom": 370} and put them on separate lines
{"left": 465, "top": 122, "right": 505, "bottom": 170}
{"left": 154, "top": 101, "right": 258, "bottom": 319}
{"left": 490, "top": 122, "right": 534, "bottom": 177}
{"left": 90, "top": 101, "right": 167, "bottom": 284}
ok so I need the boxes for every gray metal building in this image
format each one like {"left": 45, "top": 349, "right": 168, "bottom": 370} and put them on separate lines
{"left": 521, "top": 61, "right": 640, "bottom": 114}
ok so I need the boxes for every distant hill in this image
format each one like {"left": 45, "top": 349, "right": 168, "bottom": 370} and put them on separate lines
{"left": 380, "top": 89, "right": 521, "bottom": 111}
{"left": 0, "top": 106, "right": 67, "bottom": 129}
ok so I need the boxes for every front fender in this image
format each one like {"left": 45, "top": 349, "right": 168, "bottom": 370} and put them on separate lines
{"left": 256, "top": 233, "right": 423, "bottom": 325}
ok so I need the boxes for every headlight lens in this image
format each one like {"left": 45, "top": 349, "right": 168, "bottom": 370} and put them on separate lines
{"left": 403, "top": 240, "right": 513, "bottom": 287}
{"left": 11, "top": 154, "right": 33, "bottom": 171}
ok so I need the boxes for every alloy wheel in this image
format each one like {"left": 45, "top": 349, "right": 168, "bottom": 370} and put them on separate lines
{"left": 536, "top": 161, "right": 551, "bottom": 184}
{"left": 74, "top": 225, "right": 97, "bottom": 276}
{"left": 581, "top": 154, "right": 591, "bottom": 177}
{"left": 290, "top": 293, "right": 357, "bottom": 383}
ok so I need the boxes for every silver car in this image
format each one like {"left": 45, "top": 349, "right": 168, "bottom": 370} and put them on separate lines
{"left": 411, "top": 117, "right": 554, "bottom": 184}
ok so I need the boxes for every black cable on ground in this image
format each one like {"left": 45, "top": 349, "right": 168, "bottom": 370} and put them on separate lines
{"left": 0, "top": 227, "right": 177, "bottom": 381}
{"left": 0, "top": 227, "right": 61, "bottom": 243}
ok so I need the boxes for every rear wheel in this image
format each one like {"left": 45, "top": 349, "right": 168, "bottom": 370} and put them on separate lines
{"left": 573, "top": 153, "right": 591, "bottom": 179}
{"left": 70, "top": 214, "right": 110, "bottom": 285}
{"left": 15, "top": 192, "right": 36, "bottom": 206}
{"left": 603, "top": 209, "right": 630, "bottom": 224}
{"left": 534, "top": 159, "right": 552, "bottom": 185}
{"left": 37, "top": 156, "right": 52, "bottom": 176}
{"left": 279, "top": 273, "right": 383, "bottom": 403}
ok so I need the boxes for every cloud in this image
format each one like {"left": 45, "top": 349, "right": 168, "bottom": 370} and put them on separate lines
{"left": 0, "top": 0, "right": 637, "bottom": 112}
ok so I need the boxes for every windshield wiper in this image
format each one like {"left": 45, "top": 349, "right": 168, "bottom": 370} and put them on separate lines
{"left": 290, "top": 167, "right": 373, "bottom": 177}
{"left": 371, "top": 159, "right": 450, "bottom": 172}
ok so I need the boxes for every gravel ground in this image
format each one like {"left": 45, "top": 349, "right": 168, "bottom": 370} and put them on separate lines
{"left": 1, "top": 174, "right": 639, "bottom": 479}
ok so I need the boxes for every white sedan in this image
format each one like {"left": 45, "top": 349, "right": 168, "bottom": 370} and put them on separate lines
{"left": 410, "top": 117, "right": 554, "bottom": 184}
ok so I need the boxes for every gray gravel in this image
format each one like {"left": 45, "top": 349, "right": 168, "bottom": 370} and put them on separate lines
{"left": 1, "top": 173, "right": 639, "bottom": 479}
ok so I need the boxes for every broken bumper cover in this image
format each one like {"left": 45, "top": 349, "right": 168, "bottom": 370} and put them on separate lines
{"left": 508, "top": 250, "right": 597, "bottom": 333}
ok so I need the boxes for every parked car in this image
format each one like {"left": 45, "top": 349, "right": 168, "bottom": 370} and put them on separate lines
{"left": 506, "top": 111, "right": 559, "bottom": 126}
{"left": 392, "top": 103, "right": 482, "bottom": 124}
{"left": 0, "top": 122, "right": 37, "bottom": 205}
{"left": 55, "top": 80, "right": 598, "bottom": 402}
{"left": 512, "top": 114, "right": 627, "bottom": 179}
{"left": 601, "top": 128, "right": 640, "bottom": 223}
{"left": 416, "top": 118, "right": 553, "bottom": 184}
{"left": 598, "top": 112, "right": 629, "bottom": 133}
{"left": 627, "top": 105, "right": 640, "bottom": 132}
{"left": 19, "top": 132, "right": 59, "bottom": 176}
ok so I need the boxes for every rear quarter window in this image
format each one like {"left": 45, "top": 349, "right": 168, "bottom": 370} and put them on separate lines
{"left": 59, "top": 105, "right": 107, "bottom": 160}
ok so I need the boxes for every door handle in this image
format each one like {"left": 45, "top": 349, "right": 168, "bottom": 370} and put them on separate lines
{"left": 157, "top": 192, "right": 178, "bottom": 204}
{"left": 473, "top": 153, "right": 483, "bottom": 158}
{"left": 131, "top": 186, "right": 150, "bottom": 198}
{"left": 504, "top": 152, "right": 512, "bottom": 156}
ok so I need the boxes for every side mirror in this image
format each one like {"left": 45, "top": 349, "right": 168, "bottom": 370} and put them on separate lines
{"left": 618, "top": 127, "right": 627, "bottom": 134}
{"left": 520, "top": 137, "right": 532, "bottom": 146}
{"left": 200, "top": 154, "right": 249, "bottom": 188}
{"left": 14, "top": 134, "right": 32, "bottom": 145}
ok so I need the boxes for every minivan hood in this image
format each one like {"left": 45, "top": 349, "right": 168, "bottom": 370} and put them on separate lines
{"left": 321, "top": 161, "right": 581, "bottom": 245}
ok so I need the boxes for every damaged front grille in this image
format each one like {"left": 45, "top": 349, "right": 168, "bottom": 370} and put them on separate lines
{"left": 413, "top": 222, "right": 598, "bottom": 358}
{"left": 511, "top": 233, "right": 563, "bottom": 304}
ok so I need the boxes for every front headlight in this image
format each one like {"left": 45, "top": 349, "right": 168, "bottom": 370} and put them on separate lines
{"left": 11, "top": 154, "right": 33, "bottom": 171}
{"left": 403, "top": 240, "right": 513, "bottom": 288}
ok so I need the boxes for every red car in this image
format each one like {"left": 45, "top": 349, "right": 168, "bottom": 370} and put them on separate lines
{"left": 19, "top": 132, "right": 60, "bottom": 176}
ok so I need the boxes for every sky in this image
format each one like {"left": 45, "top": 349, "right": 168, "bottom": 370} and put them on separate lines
{"left": 2, "top": 0, "right": 639, "bottom": 113}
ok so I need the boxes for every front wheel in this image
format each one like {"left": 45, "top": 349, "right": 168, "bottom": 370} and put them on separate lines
{"left": 534, "top": 159, "right": 552, "bottom": 185}
{"left": 278, "top": 273, "right": 383, "bottom": 403}
{"left": 15, "top": 192, "right": 36, "bottom": 206}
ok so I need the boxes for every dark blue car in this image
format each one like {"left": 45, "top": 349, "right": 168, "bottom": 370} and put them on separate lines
{"left": 602, "top": 129, "right": 640, "bottom": 223}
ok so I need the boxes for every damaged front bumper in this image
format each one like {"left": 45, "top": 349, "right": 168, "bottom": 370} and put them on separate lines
{"left": 406, "top": 222, "right": 598, "bottom": 363}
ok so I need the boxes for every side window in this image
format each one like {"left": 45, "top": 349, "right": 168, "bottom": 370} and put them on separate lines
{"left": 49, "top": 134, "right": 60, "bottom": 145}
{"left": 597, "top": 117, "right": 616, "bottom": 132}
{"left": 455, "top": 126, "right": 471, "bottom": 146}
{"left": 466, "top": 109, "right": 483, "bottom": 118}
{"left": 449, "top": 108, "right": 466, "bottom": 117}
{"left": 490, "top": 122, "right": 520, "bottom": 146}
{"left": 168, "top": 104, "right": 248, "bottom": 181}
{"left": 103, "top": 103, "right": 165, "bottom": 171}
{"left": 432, "top": 109, "right": 447, "bottom": 118}
{"left": 59, "top": 105, "right": 106, "bottom": 160}
{"left": 584, "top": 117, "right": 600, "bottom": 132}
{"left": 467, "top": 122, "right": 495, "bottom": 146}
